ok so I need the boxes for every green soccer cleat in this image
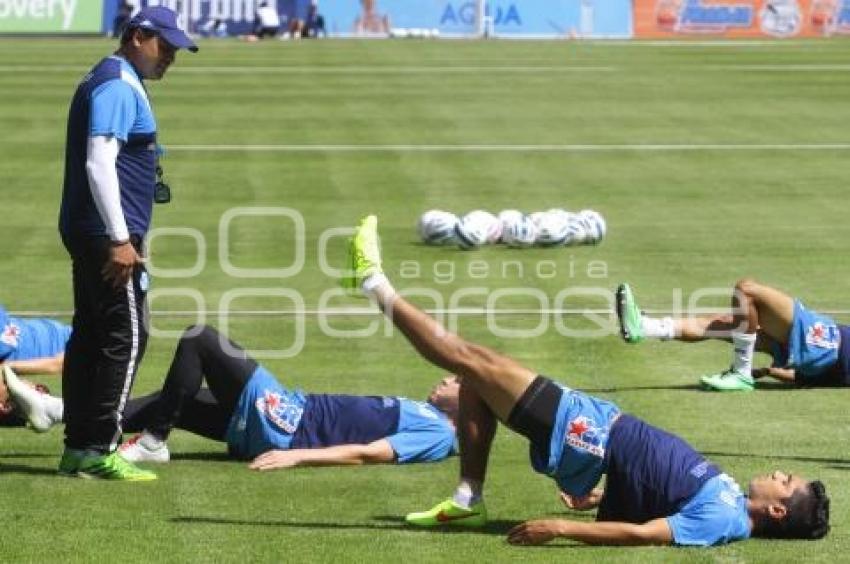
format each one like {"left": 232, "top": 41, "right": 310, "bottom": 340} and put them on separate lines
{"left": 341, "top": 214, "right": 383, "bottom": 293}
{"left": 76, "top": 451, "right": 157, "bottom": 481}
{"left": 700, "top": 369, "right": 755, "bottom": 392}
{"left": 616, "top": 283, "right": 644, "bottom": 343}
{"left": 57, "top": 448, "right": 85, "bottom": 477}
{"left": 405, "top": 498, "right": 487, "bottom": 528}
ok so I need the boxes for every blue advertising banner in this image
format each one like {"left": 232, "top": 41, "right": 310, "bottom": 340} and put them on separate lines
{"left": 123, "top": 0, "right": 631, "bottom": 38}
{"left": 325, "top": 0, "right": 632, "bottom": 38}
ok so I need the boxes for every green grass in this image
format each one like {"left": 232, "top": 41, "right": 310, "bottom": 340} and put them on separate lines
{"left": 2, "top": 36, "right": 850, "bottom": 562}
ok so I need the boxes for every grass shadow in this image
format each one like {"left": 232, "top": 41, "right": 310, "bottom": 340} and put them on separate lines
{"left": 581, "top": 384, "right": 702, "bottom": 393}
{"left": 0, "top": 461, "right": 58, "bottom": 476}
{"left": 702, "top": 451, "right": 850, "bottom": 466}
{"left": 169, "top": 452, "right": 233, "bottom": 462}
{"left": 172, "top": 515, "right": 520, "bottom": 536}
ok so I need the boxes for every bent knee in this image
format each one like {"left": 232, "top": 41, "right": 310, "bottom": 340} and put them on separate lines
{"left": 734, "top": 277, "right": 762, "bottom": 298}
{"left": 180, "top": 324, "right": 219, "bottom": 346}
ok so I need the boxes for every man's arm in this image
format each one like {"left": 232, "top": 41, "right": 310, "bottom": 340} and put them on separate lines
{"left": 752, "top": 366, "right": 795, "bottom": 383}
{"left": 5, "top": 353, "right": 64, "bottom": 376}
{"left": 507, "top": 517, "right": 673, "bottom": 546}
{"left": 249, "top": 439, "right": 395, "bottom": 471}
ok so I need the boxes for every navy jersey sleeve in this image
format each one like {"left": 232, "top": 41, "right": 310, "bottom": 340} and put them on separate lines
{"left": 387, "top": 399, "right": 455, "bottom": 464}
{"left": 89, "top": 80, "right": 137, "bottom": 141}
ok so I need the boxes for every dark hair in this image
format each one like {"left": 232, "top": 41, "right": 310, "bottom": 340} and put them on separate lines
{"left": 120, "top": 25, "right": 157, "bottom": 46}
{"left": 758, "top": 480, "right": 830, "bottom": 540}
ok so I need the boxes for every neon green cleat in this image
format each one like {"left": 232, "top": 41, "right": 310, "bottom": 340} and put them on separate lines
{"left": 57, "top": 448, "right": 85, "bottom": 477}
{"left": 405, "top": 498, "right": 487, "bottom": 528}
{"left": 616, "top": 283, "right": 644, "bottom": 343}
{"left": 76, "top": 451, "right": 157, "bottom": 481}
{"left": 700, "top": 369, "right": 755, "bottom": 392}
{"left": 341, "top": 214, "right": 383, "bottom": 293}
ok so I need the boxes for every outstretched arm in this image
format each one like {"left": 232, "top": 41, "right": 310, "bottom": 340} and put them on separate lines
{"left": 507, "top": 517, "right": 673, "bottom": 546}
{"left": 249, "top": 439, "right": 395, "bottom": 471}
{"left": 5, "top": 353, "right": 64, "bottom": 376}
{"left": 752, "top": 366, "right": 795, "bottom": 383}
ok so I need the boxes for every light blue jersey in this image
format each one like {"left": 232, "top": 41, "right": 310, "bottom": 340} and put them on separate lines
{"left": 530, "top": 386, "right": 621, "bottom": 496}
{"left": 667, "top": 474, "right": 751, "bottom": 546}
{"left": 387, "top": 399, "right": 456, "bottom": 463}
{"left": 226, "top": 367, "right": 456, "bottom": 462}
{"left": 0, "top": 306, "right": 71, "bottom": 361}
{"left": 60, "top": 55, "right": 159, "bottom": 241}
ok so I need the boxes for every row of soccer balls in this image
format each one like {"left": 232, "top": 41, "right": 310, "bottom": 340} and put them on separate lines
{"left": 418, "top": 209, "right": 607, "bottom": 249}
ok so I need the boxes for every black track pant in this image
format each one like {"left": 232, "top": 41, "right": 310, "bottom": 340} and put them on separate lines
{"left": 124, "top": 325, "right": 257, "bottom": 441}
{"left": 62, "top": 235, "right": 148, "bottom": 453}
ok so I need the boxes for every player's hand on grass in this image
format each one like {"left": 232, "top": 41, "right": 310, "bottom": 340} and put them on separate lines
{"left": 507, "top": 519, "right": 564, "bottom": 545}
{"left": 751, "top": 367, "right": 770, "bottom": 379}
{"left": 560, "top": 488, "right": 603, "bottom": 511}
{"left": 249, "top": 449, "right": 301, "bottom": 471}
{"left": 103, "top": 241, "right": 145, "bottom": 288}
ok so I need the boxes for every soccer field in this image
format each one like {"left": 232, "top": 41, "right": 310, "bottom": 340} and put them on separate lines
{"left": 2, "top": 36, "right": 850, "bottom": 562}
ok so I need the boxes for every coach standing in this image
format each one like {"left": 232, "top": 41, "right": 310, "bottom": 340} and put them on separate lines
{"left": 58, "top": 7, "right": 197, "bottom": 480}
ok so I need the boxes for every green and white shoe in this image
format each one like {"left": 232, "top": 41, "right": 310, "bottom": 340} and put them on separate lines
{"left": 76, "top": 451, "right": 157, "bottom": 481}
{"left": 57, "top": 448, "right": 85, "bottom": 477}
{"left": 616, "top": 283, "right": 644, "bottom": 343}
{"left": 405, "top": 498, "right": 487, "bottom": 528}
{"left": 700, "top": 369, "right": 755, "bottom": 392}
{"left": 341, "top": 214, "right": 383, "bottom": 293}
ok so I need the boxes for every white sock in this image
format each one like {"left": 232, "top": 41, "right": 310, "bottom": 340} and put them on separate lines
{"left": 362, "top": 272, "right": 395, "bottom": 299}
{"left": 640, "top": 315, "right": 676, "bottom": 340}
{"left": 452, "top": 478, "right": 483, "bottom": 508}
{"left": 731, "top": 332, "right": 757, "bottom": 378}
{"left": 45, "top": 395, "right": 64, "bottom": 426}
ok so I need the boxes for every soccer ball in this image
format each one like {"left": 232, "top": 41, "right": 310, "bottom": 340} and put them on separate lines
{"left": 535, "top": 211, "right": 572, "bottom": 246}
{"left": 418, "top": 210, "right": 458, "bottom": 245}
{"left": 497, "top": 210, "right": 524, "bottom": 243}
{"left": 463, "top": 210, "right": 502, "bottom": 244}
{"left": 455, "top": 211, "right": 492, "bottom": 250}
{"left": 578, "top": 209, "right": 607, "bottom": 244}
{"left": 564, "top": 215, "right": 589, "bottom": 246}
{"left": 502, "top": 214, "right": 538, "bottom": 248}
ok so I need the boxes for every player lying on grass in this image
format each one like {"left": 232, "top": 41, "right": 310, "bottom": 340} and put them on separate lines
{"left": 6, "top": 322, "right": 459, "bottom": 469}
{"left": 342, "top": 216, "right": 829, "bottom": 546}
{"left": 617, "top": 281, "right": 850, "bottom": 392}
{"left": 0, "top": 305, "right": 68, "bottom": 430}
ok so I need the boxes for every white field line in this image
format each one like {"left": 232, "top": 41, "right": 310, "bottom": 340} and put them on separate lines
{"left": 166, "top": 144, "right": 850, "bottom": 153}
{"left": 1, "top": 63, "right": 848, "bottom": 74}
{"left": 12, "top": 308, "right": 850, "bottom": 318}
{"left": 0, "top": 65, "right": 615, "bottom": 74}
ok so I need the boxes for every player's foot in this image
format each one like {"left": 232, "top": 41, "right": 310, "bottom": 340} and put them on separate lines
{"left": 77, "top": 451, "right": 157, "bottom": 481}
{"left": 119, "top": 432, "right": 170, "bottom": 463}
{"left": 341, "top": 214, "right": 383, "bottom": 293}
{"left": 405, "top": 498, "right": 487, "bottom": 528}
{"left": 2, "top": 365, "right": 62, "bottom": 432}
{"left": 616, "top": 283, "right": 643, "bottom": 343}
{"left": 700, "top": 369, "right": 755, "bottom": 392}
{"left": 57, "top": 448, "right": 85, "bottom": 477}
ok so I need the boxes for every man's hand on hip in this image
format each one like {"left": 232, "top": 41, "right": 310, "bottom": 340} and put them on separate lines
{"left": 102, "top": 241, "right": 144, "bottom": 287}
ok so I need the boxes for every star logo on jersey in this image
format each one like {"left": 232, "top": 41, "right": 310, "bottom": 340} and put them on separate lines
{"left": 569, "top": 419, "right": 590, "bottom": 436}
{"left": 566, "top": 416, "right": 607, "bottom": 458}
{"left": 1, "top": 323, "right": 20, "bottom": 348}
{"left": 255, "top": 390, "right": 303, "bottom": 434}
{"left": 805, "top": 322, "right": 840, "bottom": 350}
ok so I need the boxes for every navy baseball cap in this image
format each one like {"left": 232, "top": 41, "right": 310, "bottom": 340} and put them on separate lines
{"left": 128, "top": 6, "right": 198, "bottom": 53}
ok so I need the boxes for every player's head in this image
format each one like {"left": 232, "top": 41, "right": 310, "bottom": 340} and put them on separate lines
{"left": 748, "top": 471, "right": 830, "bottom": 539}
{"left": 427, "top": 375, "right": 460, "bottom": 415}
{"left": 119, "top": 6, "right": 197, "bottom": 79}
